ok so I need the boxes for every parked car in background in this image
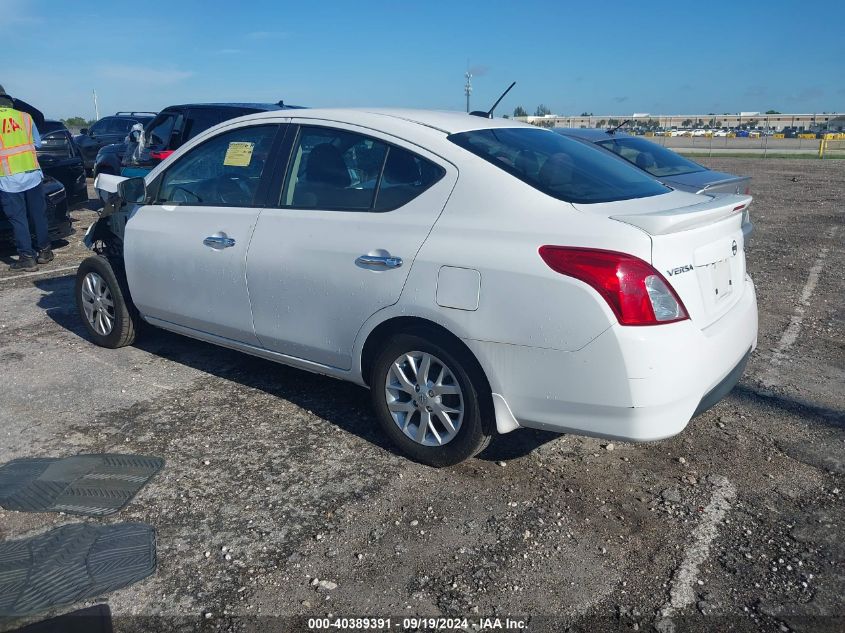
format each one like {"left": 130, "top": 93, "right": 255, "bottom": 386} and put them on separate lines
{"left": 75, "top": 112, "right": 156, "bottom": 173}
{"left": 37, "top": 120, "right": 87, "bottom": 204}
{"left": 0, "top": 176, "right": 70, "bottom": 250}
{"left": 81, "top": 109, "right": 757, "bottom": 466}
{"left": 553, "top": 128, "right": 753, "bottom": 241}
{"left": 713, "top": 129, "right": 730, "bottom": 137}
{"left": 94, "top": 101, "right": 305, "bottom": 178}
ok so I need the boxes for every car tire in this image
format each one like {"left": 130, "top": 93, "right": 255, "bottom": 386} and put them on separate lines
{"left": 370, "top": 331, "right": 493, "bottom": 467}
{"left": 75, "top": 255, "right": 140, "bottom": 348}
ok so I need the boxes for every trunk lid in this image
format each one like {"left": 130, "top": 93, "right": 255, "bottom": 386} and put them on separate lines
{"left": 574, "top": 191, "right": 750, "bottom": 328}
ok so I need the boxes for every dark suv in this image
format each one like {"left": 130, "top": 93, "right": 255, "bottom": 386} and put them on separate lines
{"left": 93, "top": 102, "right": 304, "bottom": 177}
{"left": 74, "top": 112, "right": 156, "bottom": 172}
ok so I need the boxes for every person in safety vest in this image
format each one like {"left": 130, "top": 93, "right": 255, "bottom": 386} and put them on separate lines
{"left": 0, "top": 85, "right": 53, "bottom": 272}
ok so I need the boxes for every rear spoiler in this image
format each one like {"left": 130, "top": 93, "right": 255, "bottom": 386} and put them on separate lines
{"left": 610, "top": 194, "right": 752, "bottom": 235}
{"left": 697, "top": 175, "right": 751, "bottom": 196}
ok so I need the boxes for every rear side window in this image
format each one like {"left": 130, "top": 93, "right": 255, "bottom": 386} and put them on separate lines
{"left": 90, "top": 118, "right": 121, "bottom": 135}
{"left": 448, "top": 127, "right": 668, "bottom": 204}
{"left": 113, "top": 119, "right": 136, "bottom": 134}
{"left": 374, "top": 147, "right": 444, "bottom": 211}
{"left": 596, "top": 137, "right": 706, "bottom": 177}
{"left": 282, "top": 126, "right": 444, "bottom": 211}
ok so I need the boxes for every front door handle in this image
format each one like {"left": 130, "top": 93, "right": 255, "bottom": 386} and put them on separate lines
{"left": 203, "top": 234, "right": 236, "bottom": 249}
{"left": 356, "top": 254, "right": 403, "bottom": 268}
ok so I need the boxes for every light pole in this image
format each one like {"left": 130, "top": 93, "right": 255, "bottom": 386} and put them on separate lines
{"left": 464, "top": 72, "right": 472, "bottom": 114}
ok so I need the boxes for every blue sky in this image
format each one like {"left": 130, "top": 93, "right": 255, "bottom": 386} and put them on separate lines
{"left": 3, "top": 0, "right": 843, "bottom": 120}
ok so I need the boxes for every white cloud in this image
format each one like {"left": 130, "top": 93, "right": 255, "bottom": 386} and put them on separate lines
{"left": 98, "top": 65, "right": 194, "bottom": 85}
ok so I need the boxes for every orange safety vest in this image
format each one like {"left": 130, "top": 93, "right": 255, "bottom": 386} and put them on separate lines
{"left": 0, "top": 107, "right": 40, "bottom": 177}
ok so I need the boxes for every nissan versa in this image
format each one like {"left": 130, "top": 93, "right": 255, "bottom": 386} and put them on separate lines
{"left": 77, "top": 109, "right": 758, "bottom": 466}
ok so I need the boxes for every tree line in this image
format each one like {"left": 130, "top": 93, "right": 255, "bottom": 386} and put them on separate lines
{"left": 61, "top": 116, "right": 97, "bottom": 128}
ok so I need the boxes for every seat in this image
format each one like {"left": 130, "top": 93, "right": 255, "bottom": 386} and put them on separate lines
{"left": 304, "top": 143, "right": 350, "bottom": 187}
{"left": 538, "top": 152, "right": 574, "bottom": 190}
{"left": 636, "top": 152, "right": 656, "bottom": 170}
{"left": 293, "top": 143, "right": 351, "bottom": 207}
{"left": 515, "top": 150, "right": 539, "bottom": 177}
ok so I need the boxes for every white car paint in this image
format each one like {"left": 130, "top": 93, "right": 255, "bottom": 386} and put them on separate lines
{"left": 98, "top": 108, "right": 758, "bottom": 445}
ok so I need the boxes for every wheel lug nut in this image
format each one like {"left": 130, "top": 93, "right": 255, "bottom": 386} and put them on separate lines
{"left": 428, "top": 390, "right": 434, "bottom": 397}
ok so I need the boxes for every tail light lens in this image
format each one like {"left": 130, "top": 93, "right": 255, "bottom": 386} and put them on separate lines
{"left": 538, "top": 246, "right": 689, "bottom": 326}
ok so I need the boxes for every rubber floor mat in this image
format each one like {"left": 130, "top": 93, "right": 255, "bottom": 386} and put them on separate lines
{"left": 6, "top": 604, "right": 113, "bottom": 633}
{"left": 0, "top": 454, "right": 164, "bottom": 516}
{"left": 0, "top": 523, "right": 155, "bottom": 617}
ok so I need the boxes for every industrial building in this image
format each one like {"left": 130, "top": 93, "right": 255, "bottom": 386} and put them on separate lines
{"left": 514, "top": 112, "right": 844, "bottom": 131}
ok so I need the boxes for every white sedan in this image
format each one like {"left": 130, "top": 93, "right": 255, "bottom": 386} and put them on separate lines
{"left": 80, "top": 109, "right": 758, "bottom": 466}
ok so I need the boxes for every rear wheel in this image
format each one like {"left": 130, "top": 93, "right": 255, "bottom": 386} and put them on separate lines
{"left": 75, "top": 255, "right": 140, "bottom": 348}
{"left": 370, "top": 332, "right": 492, "bottom": 467}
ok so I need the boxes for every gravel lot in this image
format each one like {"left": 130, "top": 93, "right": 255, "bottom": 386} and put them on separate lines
{"left": 0, "top": 159, "right": 842, "bottom": 632}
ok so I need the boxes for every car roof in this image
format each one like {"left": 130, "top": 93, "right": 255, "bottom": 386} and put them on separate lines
{"left": 233, "top": 108, "right": 534, "bottom": 135}
{"left": 161, "top": 102, "right": 306, "bottom": 113}
{"left": 101, "top": 114, "right": 150, "bottom": 121}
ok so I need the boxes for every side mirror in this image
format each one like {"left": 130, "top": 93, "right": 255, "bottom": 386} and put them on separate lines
{"left": 117, "top": 177, "right": 146, "bottom": 204}
{"left": 80, "top": 128, "right": 89, "bottom": 135}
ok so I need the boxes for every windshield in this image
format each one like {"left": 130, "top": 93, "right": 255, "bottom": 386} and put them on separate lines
{"left": 448, "top": 128, "right": 668, "bottom": 204}
{"left": 596, "top": 136, "right": 706, "bottom": 177}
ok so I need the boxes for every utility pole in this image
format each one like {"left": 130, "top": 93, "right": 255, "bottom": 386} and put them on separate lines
{"left": 464, "top": 71, "right": 472, "bottom": 113}
{"left": 92, "top": 89, "right": 100, "bottom": 121}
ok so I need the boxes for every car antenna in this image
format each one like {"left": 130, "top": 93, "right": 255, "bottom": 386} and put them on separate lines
{"left": 607, "top": 119, "right": 630, "bottom": 135}
{"left": 469, "top": 81, "right": 516, "bottom": 119}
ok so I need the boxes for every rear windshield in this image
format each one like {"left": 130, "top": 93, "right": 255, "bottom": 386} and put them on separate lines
{"left": 448, "top": 127, "right": 668, "bottom": 204}
{"left": 40, "top": 121, "right": 66, "bottom": 133}
{"left": 596, "top": 136, "right": 705, "bottom": 177}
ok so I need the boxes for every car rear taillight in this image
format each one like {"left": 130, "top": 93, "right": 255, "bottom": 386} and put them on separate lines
{"left": 538, "top": 246, "right": 689, "bottom": 326}
{"left": 150, "top": 150, "right": 174, "bottom": 161}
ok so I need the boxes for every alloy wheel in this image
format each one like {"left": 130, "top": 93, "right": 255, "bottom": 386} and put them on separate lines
{"left": 80, "top": 271, "right": 115, "bottom": 336}
{"left": 384, "top": 351, "right": 464, "bottom": 446}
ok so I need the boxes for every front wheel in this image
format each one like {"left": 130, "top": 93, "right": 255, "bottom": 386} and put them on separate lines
{"left": 370, "top": 332, "right": 492, "bottom": 467}
{"left": 75, "top": 255, "right": 140, "bottom": 348}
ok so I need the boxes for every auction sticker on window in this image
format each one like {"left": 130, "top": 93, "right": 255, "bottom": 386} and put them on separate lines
{"left": 223, "top": 142, "right": 255, "bottom": 166}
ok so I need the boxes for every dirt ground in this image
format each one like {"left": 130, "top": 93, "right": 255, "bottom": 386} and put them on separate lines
{"left": 0, "top": 159, "right": 842, "bottom": 632}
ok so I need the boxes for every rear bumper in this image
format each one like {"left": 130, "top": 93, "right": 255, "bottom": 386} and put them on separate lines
{"left": 467, "top": 276, "right": 758, "bottom": 441}
{"left": 692, "top": 347, "right": 751, "bottom": 417}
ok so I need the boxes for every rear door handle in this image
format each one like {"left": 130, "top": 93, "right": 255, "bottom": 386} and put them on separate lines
{"left": 203, "top": 234, "right": 236, "bottom": 249}
{"left": 355, "top": 254, "right": 403, "bottom": 268}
